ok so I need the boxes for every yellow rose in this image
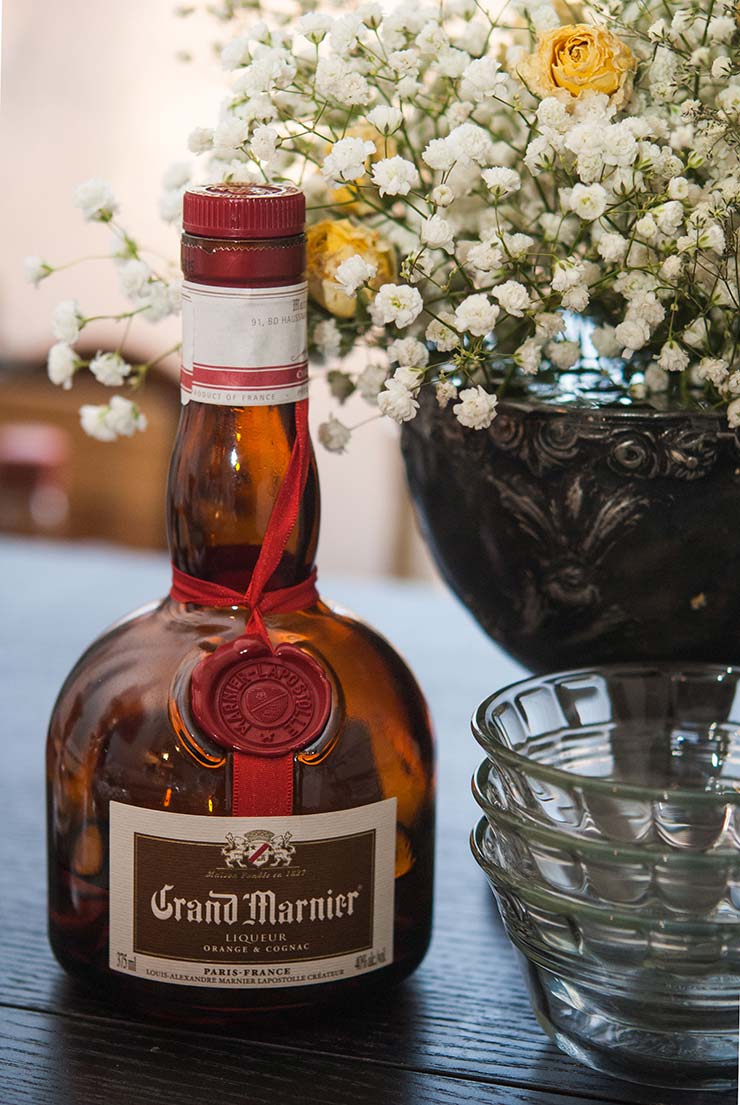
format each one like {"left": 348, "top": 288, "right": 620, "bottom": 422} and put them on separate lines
{"left": 306, "top": 219, "right": 396, "bottom": 319}
{"left": 518, "top": 24, "right": 636, "bottom": 107}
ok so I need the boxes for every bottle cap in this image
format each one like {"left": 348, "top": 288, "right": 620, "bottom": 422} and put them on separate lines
{"left": 183, "top": 183, "right": 305, "bottom": 240}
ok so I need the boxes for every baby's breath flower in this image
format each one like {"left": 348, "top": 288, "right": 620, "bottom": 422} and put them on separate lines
{"left": 366, "top": 106, "right": 403, "bottom": 134}
{"left": 712, "top": 57, "right": 733, "bottom": 80}
{"left": 657, "top": 341, "right": 689, "bottom": 374}
{"left": 492, "top": 280, "right": 532, "bottom": 318}
{"left": 24, "top": 255, "right": 51, "bottom": 287}
{"left": 73, "top": 178, "right": 118, "bottom": 222}
{"left": 371, "top": 157, "right": 419, "bottom": 198}
{"left": 616, "top": 319, "right": 651, "bottom": 355}
{"left": 597, "top": 232, "right": 628, "bottom": 262}
{"left": 645, "top": 363, "right": 669, "bottom": 393}
{"left": 420, "top": 215, "right": 455, "bottom": 253}
{"left": 683, "top": 318, "right": 711, "bottom": 349}
{"left": 708, "top": 16, "right": 736, "bottom": 44}
{"left": 322, "top": 137, "right": 375, "bottom": 185}
{"left": 481, "top": 167, "right": 521, "bottom": 200}
{"left": 318, "top": 415, "right": 352, "bottom": 453}
{"left": 439, "top": 48, "right": 470, "bottom": 79}
{"left": 695, "top": 357, "right": 729, "bottom": 388}
{"left": 213, "top": 116, "right": 248, "bottom": 153}
{"left": 453, "top": 386, "right": 497, "bottom": 430}
{"left": 137, "top": 282, "right": 179, "bottom": 323}
{"left": 47, "top": 343, "right": 78, "bottom": 390}
{"left": 422, "top": 138, "right": 456, "bottom": 172}
{"left": 592, "top": 325, "right": 621, "bottom": 358}
{"left": 466, "top": 239, "right": 504, "bottom": 274}
{"left": 335, "top": 255, "right": 378, "bottom": 296}
{"left": 370, "top": 284, "right": 423, "bottom": 329}
{"left": 547, "top": 340, "right": 581, "bottom": 370}
{"left": 188, "top": 127, "right": 214, "bottom": 154}
{"left": 52, "top": 300, "right": 84, "bottom": 344}
{"left": 328, "top": 370, "right": 355, "bottom": 402}
{"left": 295, "top": 12, "right": 333, "bottom": 44}
{"left": 89, "top": 351, "right": 132, "bottom": 387}
{"left": 80, "top": 396, "right": 147, "bottom": 442}
{"left": 357, "top": 362, "right": 388, "bottom": 402}
{"left": 430, "top": 185, "right": 454, "bottom": 208}
{"left": 515, "top": 338, "right": 543, "bottom": 376}
{"left": 162, "top": 162, "right": 191, "bottom": 191}
{"left": 426, "top": 314, "right": 458, "bottom": 352}
{"left": 315, "top": 57, "right": 372, "bottom": 106}
{"left": 392, "top": 366, "right": 423, "bottom": 389}
{"left": 454, "top": 294, "right": 499, "bottom": 337}
{"left": 460, "top": 57, "right": 506, "bottom": 101}
{"left": 251, "top": 125, "right": 279, "bottom": 162}
{"left": 377, "top": 378, "right": 419, "bottom": 422}
{"left": 313, "top": 319, "right": 342, "bottom": 360}
{"left": 389, "top": 338, "right": 429, "bottom": 369}
{"left": 220, "top": 35, "right": 251, "bottom": 70}
{"left": 446, "top": 123, "right": 494, "bottom": 166}
{"left": 435, "top": 380, "right": 458, "bottom": 408}
{"left": 160, "top": 189, "right": 184, "bottom": 223}
{"left": 118, "top": 259, "right": 151, "bottom": 299}
{"left": 535, "top": 313, "right": 565, "bottom": 340}
{"left": 569, "top": 182, "right": 608, "bottom": 221}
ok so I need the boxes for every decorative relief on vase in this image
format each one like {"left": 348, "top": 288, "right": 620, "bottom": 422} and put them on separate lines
{"left": 489, "top": 408, "right": 726, "bottom": 482}
{"left": 490, "top": 471, "right": 648, "bottom": 639}
{"left": 401, "top": 393, "right": 740, "bottom": 669}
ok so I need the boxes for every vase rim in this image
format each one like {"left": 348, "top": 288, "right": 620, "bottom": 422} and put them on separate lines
{"left": 498, "top": 394, "right": 729, "bottom": 423}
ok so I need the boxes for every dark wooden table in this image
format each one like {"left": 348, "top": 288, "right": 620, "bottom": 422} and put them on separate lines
{"left": 1, "top": 537, "right": 734, "bottom": 1105}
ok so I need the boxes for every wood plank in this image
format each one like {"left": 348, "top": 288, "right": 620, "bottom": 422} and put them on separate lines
{"left": 1, "top": 539, "right": 736, "bottom": 1105}
{"left": 0, "top": 1006, "right": 624, "bottom": 1105}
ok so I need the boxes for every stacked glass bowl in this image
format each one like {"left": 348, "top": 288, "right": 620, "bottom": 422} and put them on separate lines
{"left": 470, "top": 664, "right": 740, "bottom": 1090}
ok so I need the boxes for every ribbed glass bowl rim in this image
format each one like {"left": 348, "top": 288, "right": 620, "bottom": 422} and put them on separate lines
{"left": 472, "top": 663, "right": 740, "bottom": 808}
{"left": 471, "top": 817, "right": 740, "bottom": 932}
{"left": 472, "top": 759, "right": 740, "bottom": 867}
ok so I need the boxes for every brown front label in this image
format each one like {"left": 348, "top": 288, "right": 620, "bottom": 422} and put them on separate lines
{"left": 133, "top": 830, "right": 374, "bottom": 964}
{"left": 108, "top": 799, "right": 396, "bottom": 988}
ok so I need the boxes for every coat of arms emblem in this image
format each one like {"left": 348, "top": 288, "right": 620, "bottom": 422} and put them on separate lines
{"left": 220, "top": 829, "right": 296, "bottom": 869}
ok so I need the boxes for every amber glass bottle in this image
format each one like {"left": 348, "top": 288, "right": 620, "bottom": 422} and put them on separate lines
{"left": 46, "top": 184, "right": 435, "bottom": 1020}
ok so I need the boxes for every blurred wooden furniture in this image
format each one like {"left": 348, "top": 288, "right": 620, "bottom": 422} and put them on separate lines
{"left": 0, "top": 357, "right": 179, "bottom": 548}
{"left": 0, "top": 421, "right": 70, "bottom": 536}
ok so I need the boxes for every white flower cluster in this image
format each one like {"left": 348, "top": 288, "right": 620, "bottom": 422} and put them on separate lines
{"left": 34, "top": 0, "right": 740, "bottom": 448}
{"left": 30, "top": 177, "right": 183, "bottom": 439}
{"left": 79, "top": 396, "right": 147, "bottom": 442}
{"left": 177, "top": 0, "right": 740, "bottom": 446}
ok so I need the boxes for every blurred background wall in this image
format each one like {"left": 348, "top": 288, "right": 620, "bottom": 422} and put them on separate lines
{"left": 0, "top": 0, "right": 434, "bottom": 579}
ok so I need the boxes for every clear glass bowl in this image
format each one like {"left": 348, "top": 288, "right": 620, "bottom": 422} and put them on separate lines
{"left": 473, "top": 758, "right": 740, "bottom": 916}
{"left": 471, "top": 817, "right": 740, "bottom": 1089}
{"left": 472, "top": 664, "right": 740, "bottom": 849}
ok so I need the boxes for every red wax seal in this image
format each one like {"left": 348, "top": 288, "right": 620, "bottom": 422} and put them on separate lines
{"left": 191, "top": 637, "right": 331, "bottom": 757}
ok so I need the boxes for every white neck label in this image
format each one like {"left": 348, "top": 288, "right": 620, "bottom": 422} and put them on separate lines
{"left": 181, "top": 281, "right": 308, "bottom": 406}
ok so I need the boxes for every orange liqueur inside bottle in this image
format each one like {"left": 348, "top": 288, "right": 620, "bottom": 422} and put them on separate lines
{"left": 46, "top": 184, "right": 435, "bottom": 1018}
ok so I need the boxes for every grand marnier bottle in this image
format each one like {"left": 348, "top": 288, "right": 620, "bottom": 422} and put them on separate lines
{"left": 46, "top": 184, "right": 435, "bottom": 1019}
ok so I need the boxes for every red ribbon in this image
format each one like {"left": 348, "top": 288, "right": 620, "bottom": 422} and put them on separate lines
{"left": 170, "top": 399, "right": 320, "bottom": 816}
{"left": 170, "top": 399, "right": 315, "bottom": 649}
{"left": 170, "top": 565, "right": 320, "bottom": 628}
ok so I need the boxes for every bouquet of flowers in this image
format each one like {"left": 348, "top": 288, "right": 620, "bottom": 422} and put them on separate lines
{"left": 31, "top": 0, "right": 740, "bottom": 449}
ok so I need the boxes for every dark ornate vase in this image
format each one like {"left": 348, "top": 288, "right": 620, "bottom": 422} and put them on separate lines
{"left": 401, "top": 389, "right": 740, "bottom": 672}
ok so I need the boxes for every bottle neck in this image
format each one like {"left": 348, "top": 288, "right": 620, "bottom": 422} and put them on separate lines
{"left": 167, "top": 400, "right": 319, "bottom": 592}
{"left": 168, "top": 231, "right": 317, "bottom": 594}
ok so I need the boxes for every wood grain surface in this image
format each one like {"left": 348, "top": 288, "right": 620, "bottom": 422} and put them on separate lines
{"left": 0, "top": 538, "right": 735, "bottom": 1105}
